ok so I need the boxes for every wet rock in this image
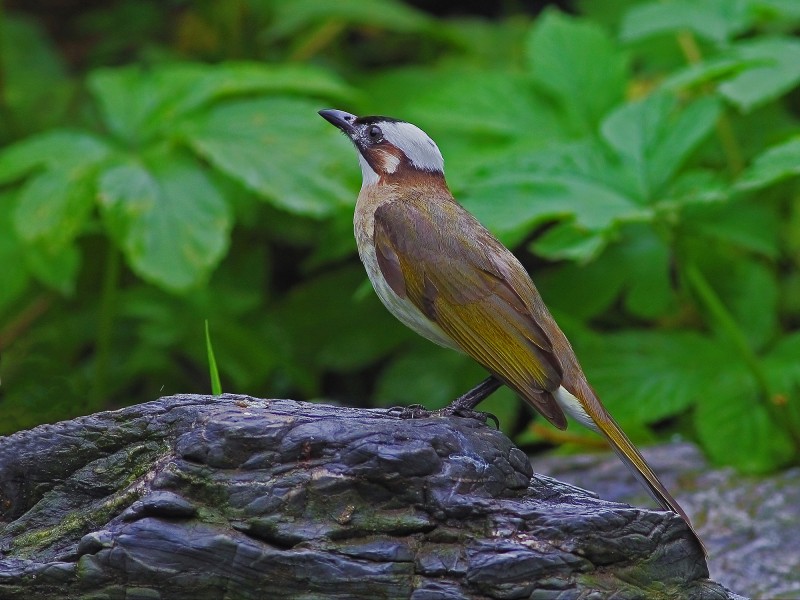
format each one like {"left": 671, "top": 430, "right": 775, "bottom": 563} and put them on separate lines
{"left": 537, "top": 442, "right": 799, "bottom": 599}
{"left": 0, "top": 395, "right": 740, "bottom": 599}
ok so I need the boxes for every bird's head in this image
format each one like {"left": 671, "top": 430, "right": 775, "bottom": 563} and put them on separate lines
{"left": 319, "top": 109, "right": 444, "bottom": 187}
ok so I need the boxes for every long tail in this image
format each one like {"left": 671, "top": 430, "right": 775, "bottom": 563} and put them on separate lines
{"left": 556, "top": 384, "right": 708, "bottom": 556}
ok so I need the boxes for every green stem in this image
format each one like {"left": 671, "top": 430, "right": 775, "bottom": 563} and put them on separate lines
{"left": 675, "top": 30, "right": 744, "bottom": 176}
{"left": 685, "top": 263, "right": 771, "bottom": 398}
{"left": 91, "top": 244, "right": 121, "bottom": 409}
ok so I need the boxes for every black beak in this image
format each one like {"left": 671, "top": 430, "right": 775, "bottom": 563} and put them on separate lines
{"left": 319, "top": 109, "right": 357, "bottom": 135}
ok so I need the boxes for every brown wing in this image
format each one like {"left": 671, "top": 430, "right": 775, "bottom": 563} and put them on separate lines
{"left": 373, "top": 194, "right": 568, "bottom": 429}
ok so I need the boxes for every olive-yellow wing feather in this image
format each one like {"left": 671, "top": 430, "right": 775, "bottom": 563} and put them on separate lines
{"left": 373, "top": 195, "right": 568, "bottom": 429}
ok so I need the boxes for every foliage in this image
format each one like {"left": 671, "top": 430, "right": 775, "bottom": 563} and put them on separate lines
{"left": 1, "top": 0, "right": 800, "bottom": 473}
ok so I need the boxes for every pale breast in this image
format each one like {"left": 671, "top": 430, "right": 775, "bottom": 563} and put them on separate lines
{"left": 354, "top": 186, "right": 457, "bottom": 350}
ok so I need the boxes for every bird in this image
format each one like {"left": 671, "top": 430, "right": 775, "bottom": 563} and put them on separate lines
{"left": 319, "top": 108, "right": 706, "bottom": 555}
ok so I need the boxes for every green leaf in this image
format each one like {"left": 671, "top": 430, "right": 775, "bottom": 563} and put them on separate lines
{"left": 269, "top": 267, "right": 413, "bottom": 375}
{"left": 98, "top": 152, "right": 232, "bottom": 292}
{"left": 537, "top": 224, "right": 674, "bottom": 320}
{"left": 663, "top": 57, "right": 763, "bottom": 93}
{"left": 89, "top": 65, "right": 205, "bottom": 145}
{"left": 266, "top": 0, "right": 433, "bottom": 38}
{"left": 461, "top": 140, "right": 650, "bottom": 248}
{"left": 526, "top": 9, "right": 628, "bottom": 133}
{"left": 181, "top": 97, "right": 355, "bottom": 217}
{"left": 620, "top": 0, "right": 751, "bottom": 44}
{"left": 580, "top": 330, "right": 731, "bottom": 424}
{"left": 681, "top": 199, "right": 779, "bottom": 259}
{"left": 24, "top": 242, "right": 80, "bottom": 295}
{"left": 531, "top": 223, "right": 608, "bottom": 262}
{"left": 173, "top": 63, "right": 354, "bottom": 112}
{"left": 705, "top": 259, "right": 779, "bottom": 351}
{"left": 736, "top": 137, "right": 800, "bottom": 191}
{"left": 362, "top": 65, "right": 566, "bottom": 184}
{"left": 695, "top": 376, "right": 795, "bottom": 472}
{"left": 88, "top": 63, "right": 355, "bottom": 147}
{"left": 601, "top": 93, "right": 721, "bottom": 199}
{"left": 13, "top": 169, "right": 96, "bottom": 250}
{"left": 0, "top": 130, "right": 111, "bottom": 185}
{"left": 719, "top": 37, "right": 800, "bottom": 112}
{"left": 0, "top": 192, "right": 29, "bottom": 311}
{"left": 763, "top": 333, "right": 800, "bottom": 438}
{"left": 0, "top": 15, "right": 70, "bottom": 133}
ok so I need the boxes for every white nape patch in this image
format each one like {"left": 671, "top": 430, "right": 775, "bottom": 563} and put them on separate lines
{"left": 555, "top": 386, "right": 599, "bottom": 432}
{"left": 358, "top": 153, "right": 379, "bottom": 188}
{"left": 380, "top": 121, "right": 444, "bottom": 172}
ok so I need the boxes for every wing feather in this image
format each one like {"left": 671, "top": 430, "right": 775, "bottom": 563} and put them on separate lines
{"left": 373, "top": 195, "right": 568, "bottom": 429}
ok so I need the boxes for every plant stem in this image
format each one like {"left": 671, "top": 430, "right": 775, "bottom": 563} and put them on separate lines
{"left": 289, "top": 19, "right": 345, "bottom": 62}
{"left": 685, "top": 263, "right": 771, "bottom": 398}
{"left": 0, "top": 294, "right": 54, "bottom": 351}
{"left": 91, "top": 244, "right": 121, "bottom": 409}
{"left": 675, "top": 30, "right": 744, "bottom": 176}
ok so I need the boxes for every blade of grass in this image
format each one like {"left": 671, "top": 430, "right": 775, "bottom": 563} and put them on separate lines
{"left": 205, "top": 319, "right": 222, "bottom": 395}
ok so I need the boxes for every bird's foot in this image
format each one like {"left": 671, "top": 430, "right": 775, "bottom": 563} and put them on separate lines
{"left": 386, "top": 403, "right": 498, "bottom": 428}
{"left": 436, "top": 405, "right": 500, "bottom": 428}
{"left": 386, "top": 404, "right": 433, "bottom": 419}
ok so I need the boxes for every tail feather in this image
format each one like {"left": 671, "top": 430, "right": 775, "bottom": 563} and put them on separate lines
{"left": 558, "top": 384, "right": 707, "bottom": 556}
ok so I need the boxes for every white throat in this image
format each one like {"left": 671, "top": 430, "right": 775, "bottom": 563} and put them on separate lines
{"left": 358, "top": 154, "right": 379, "bottom": 188}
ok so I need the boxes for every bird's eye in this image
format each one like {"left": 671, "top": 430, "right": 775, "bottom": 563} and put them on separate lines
{"left": 368, "top": 125, "right": 382, "bottom": 140}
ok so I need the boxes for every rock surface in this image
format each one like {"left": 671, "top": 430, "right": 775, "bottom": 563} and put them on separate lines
{"left": 0, "top": 394, "right": 739, "bottom": 599}
{"left": 537, "top": 442, "right": 800, "bottom": 600}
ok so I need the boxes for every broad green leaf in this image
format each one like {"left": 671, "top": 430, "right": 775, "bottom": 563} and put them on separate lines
{"left": 0, "top": 130, "right": 111, "bottom": 185}
{"left": 531, "top": 223, "right": 608, "bottom": 262}
{"left": 580, "top": 330, "right": 731, "bottom": 424}
{"left": 526, "top": 9, "right": 628, "bottom": 133}
{"left": 620, "top": 0, "right": 751, "bottom": 44}
{"left": 268, "top": 266, "right": 413, "bottom": 375}
{"left": 181, "top": 97, "right": 355, "bottom": 217}
{"left": 175, "top": 63, "right": 354, "bottom": 111}
{"left": 24, "top": 242, "right": 80, "bottom": 295}
{"left": 754, "top": 0, "right": 800, "bottom": 20}
{"left": 88, "top": 63, "right": 355, "bottom": 147}
{"left": 719, "top": 37, "right": 800, "bottom": 112}
{"left": 601, "top": 93, "right": 721, "bottom": 200}
{"left": 13, "top": 169, "right": 96, "bottom": 250}
{"left": 98, "top": 152, "right": 231, "bottom": 292}
{"left": 265, "top": 0, "right": 433, "bottom": 38}
{"left": 463, "top": 173, "right": 645, "bottom": 249}
{"left": 362, "top": 66, "right": 566, "bottom": 184}
{"left": 659, "top": 170, "right": 729, "bottom": 209}
{"left": 681, "top": 199, "right": 779, "bottom": 259}
{"left": 695, "top": 375, "right": 795, "bottom": 472}
{"left": 536, "top": 224, "right": 674, "bottom": 320}
{"left": 0, "top": 192, "right": 29, "bottom": 310}
{"left": 736, "top": 137, "right": 800, "bottom": 191}
{"left": 89, "top": 65, "right": 206, "bottom": 145}
{"left": 663, "top": 57, "right": 763, "bottom": 92}
{"left": 461, "top": 142, "right": 649, "bottom": 248}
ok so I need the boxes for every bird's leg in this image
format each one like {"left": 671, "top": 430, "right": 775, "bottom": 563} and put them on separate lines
{"left": 447, "top": 375, "right": 502, "bottom": 412}
{"left": 435, "top": 375, "right": 503, "bottom": 427}
{"left": 387, "top": 375, "right": 504, "bottom": 426}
